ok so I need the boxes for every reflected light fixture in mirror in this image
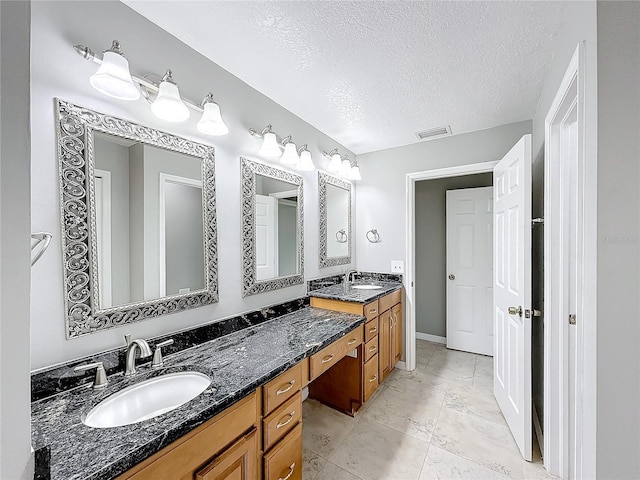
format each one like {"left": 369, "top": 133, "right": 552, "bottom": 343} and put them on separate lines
{"left": 89, "top": 41, "right": 140, "bottom": 101}
{"left": 281, "top": 140, "right": 300, "bottom": 165}
{"left": 197, "top": 93, "right": 228, "bottom": 136}
{"left": 151, "top": 70, "right": 190, "bottom": 122}
{"left": 297, "top": 146, "right": 314, "bottom": 171}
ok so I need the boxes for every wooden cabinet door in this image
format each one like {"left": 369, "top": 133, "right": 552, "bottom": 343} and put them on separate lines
{"left": 195, "top": 428, "right": 258, "bottom": 480}
{"left": 391, "top": 304, "right": 402, "bottom": 368}
{"left": 379, "top": 309, "right": 391, "bottom": 382}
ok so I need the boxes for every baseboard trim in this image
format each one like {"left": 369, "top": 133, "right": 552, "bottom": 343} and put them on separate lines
{"left": 396, "top": 360, "right": 407, "bottom": 371}
{"left": 533, "top": 403, "right": 544, "bottom": 458}
{"left": 416, "top": 332, "right": 446, "bottom": 344}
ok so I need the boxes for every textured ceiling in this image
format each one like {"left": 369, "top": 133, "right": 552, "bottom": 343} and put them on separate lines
{"left": 123, "top": 1, "right": 566, "bottom": 154}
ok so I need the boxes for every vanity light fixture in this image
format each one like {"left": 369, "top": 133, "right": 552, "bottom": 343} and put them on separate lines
{"left": 339, "top": 159, "right": 352, "bottom": 179}
{"left": 349, "top": 162, "right": 362, "bottom": 181}
{"left": 150, "top": 70, "right": 190, "bottom": 122}
{"left": 297, "top": 145, "right": 315, "bottom": 171}
{"left": 74, "top": 40, "right": 229, "bottom": 134}
{"left": 88, "top": 41, "right": 140, "bottom": 101}
{"left": 280, "top": 137, "right": 300, "bottom": 165}
{"left": 197, "top": 93, "right": 229, "bottom": 136}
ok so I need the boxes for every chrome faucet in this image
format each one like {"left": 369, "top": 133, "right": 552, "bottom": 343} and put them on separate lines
{"left": 124, "top": 334, "right": 152, "bottom": 377}
{"left": 344, "top": 270, "right": 359, "bottom": 285}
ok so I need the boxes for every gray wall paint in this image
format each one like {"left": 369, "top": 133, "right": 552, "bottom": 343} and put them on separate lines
{"left": 530, "top": 0, "right": 597, "bottom": 446}
{"left": 0, "top": 1, "right": 33, "bottom": 478}
{"left": 596, "top": 2, "right": 640, "bottom": 477}
{"left": 415, "top": 173, "right": 493, "bottom": 338}
{"left": 355, "top": 120, "right": 532, "bottom": 274}
{"left": 277, "top": 202, "right": 297, "bottom": 277}
{"left": 29, "top": 0, "right": 355, "bottom": 369}
{"left": 94, "top": 136, "right": 131, "bottom": 307}
{"left": 165, "top": 182, "right": 205, "bottom": 295}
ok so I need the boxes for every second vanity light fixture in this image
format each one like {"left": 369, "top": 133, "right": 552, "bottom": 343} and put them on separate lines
{"left": 322, "top": 149, "right": 361, "bottom": 181}
{"left": 249, "top": 124, "right": 315, "bottom": 171}
{"left": 75, "top": 40, "right": 229, "bottom": 136}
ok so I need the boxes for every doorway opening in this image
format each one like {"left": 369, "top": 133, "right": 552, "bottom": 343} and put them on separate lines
{"left": 414, "top": 175, "right": 493, "bottom": 354}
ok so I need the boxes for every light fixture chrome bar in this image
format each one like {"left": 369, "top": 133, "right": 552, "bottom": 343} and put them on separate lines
{"left": 248, "top": 124, "right": 294, "bottom": 149}
{"left": 322, "top": 148, "right": 350, "bottom": 163}
{"left": 74, "top": 44, "right": 205, "bottom": 113}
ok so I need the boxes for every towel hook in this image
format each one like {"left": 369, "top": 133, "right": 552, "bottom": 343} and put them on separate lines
{"left": 366, "top": 229, "right": 380, "bottom": 243}
{"left": 31, "top": 232, "right": 52, "bottom": 267}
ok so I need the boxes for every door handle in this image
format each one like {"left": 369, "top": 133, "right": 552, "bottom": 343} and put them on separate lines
{"left": 448, "top": 274, "right": 455, "bottom": 280}
{"left": 508, "top": 306, "right": 523, "bottom": 317}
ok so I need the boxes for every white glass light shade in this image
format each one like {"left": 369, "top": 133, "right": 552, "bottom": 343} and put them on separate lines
{"left": 90, "top": 51, "right": 140, "bottom": 101}
{"left": 297, "top": 150, "right": 315, "bottom": 171}
{"left": 328, "top": 153, "right": 342, "bottom": 172}
{"left": 151, "top": 81, "right": 190, "bottom": 122}
{"left": 280, "top": 142, "right": 299, "bottom": 165}
{"left": 259, "top": 132, "right": 282, "bottom": 158}
{"left": 339, "top": 159, "right": 352, "bottom": 178}
{"left": 197, "top": 102, "right": 228, "bottom": 136}
{"left": 349, "top": 165, "right": 362, "bottom": 180}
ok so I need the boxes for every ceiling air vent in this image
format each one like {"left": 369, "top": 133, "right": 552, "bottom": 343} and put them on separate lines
{"left": 415, "top": 125, "right": 452, "bottom": 140}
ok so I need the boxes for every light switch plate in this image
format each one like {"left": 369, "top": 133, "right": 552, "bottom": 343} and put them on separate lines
{"left": 391, "top": 260, "right": 404, "bottom": 273}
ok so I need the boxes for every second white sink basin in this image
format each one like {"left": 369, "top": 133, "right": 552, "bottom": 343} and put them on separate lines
{"left": 352, "top": 285, "right": 383, "bottom": 290}
{"left": 83, "top": 371, "right": 211, "bottom": 428}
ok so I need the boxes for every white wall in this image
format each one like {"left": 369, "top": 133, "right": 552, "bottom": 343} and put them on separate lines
{"left": 0, "top": 1, "right": 33, "bottom": 478}
{"left": 596, "top": 2, "right": 640, "bottom": 477}
{"left": 530, "top": 0, "right": 598, "bottom": 470}
{"left": 354, "top": 120, "right": 532, "bottom": 273}
{"left": 30, "top": 0, "right": 355, "bottom": 370}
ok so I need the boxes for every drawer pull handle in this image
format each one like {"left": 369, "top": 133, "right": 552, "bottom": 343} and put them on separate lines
{"left": 369, "top": 375, "right": 378, "bottom": 383}
{"left": 368, "top": 345, "right": 377, "bottom": 353}
{"left": 276, "top": 380, "right": 295, "bottom": 395}
{"left": 321, "top": 354, "right": 334, "bottom": 364}
{"left": 369, "top": 327, "right": 377, "bottom": 334}
{"left": 347, "top": 338, "right": 357, "bottom": 345}
{"left": 369, "top": 309, "right": 377, "bottom": 314}
{"left": 279, "top": 463, "right": 296, "bottom": 480}
{"left": 276, "top": 411, "right": 296, "bottom": 429}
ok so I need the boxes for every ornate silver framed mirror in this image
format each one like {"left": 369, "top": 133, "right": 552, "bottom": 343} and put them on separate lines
{"left": 319, "top": 171, "right": 352, "bottom": 267}
{"left": 241, "top": 157, "right": 304, "bottom": 296}
{"left": 56, "top": 99, "right": 218, "bottom": 338}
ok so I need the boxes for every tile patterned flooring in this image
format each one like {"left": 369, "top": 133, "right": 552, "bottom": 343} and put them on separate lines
{"left": 302, "top": 340, "right": 555, "bottom": 480}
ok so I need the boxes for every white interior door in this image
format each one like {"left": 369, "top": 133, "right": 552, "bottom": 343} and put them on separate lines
{"left": 446, "top": 186, "right": 494, "bottom": 356}
{"left": 493, "top": 134, "right": 533, "bottom": 461}
{"left": 255, "top": 194, "right": 277, "bottom": 281}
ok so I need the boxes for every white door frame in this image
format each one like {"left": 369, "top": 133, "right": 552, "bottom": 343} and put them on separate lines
{"left": 544, "top": 42, "right": 595, "bottom": 479}
{"left": 94, "top": 168, "right": 112, "bottom": 308}
{"left": 405, "top": 161, "right": 498, "bottom": 371}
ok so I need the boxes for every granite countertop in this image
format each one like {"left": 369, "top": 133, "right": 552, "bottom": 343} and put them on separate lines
{"left": 309, "top": 280, "right": 402, "bottom": 304}
{"left": 31, "top": 307, "right": 365, "bottom": 480}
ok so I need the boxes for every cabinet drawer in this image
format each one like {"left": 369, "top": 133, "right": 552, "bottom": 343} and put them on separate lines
{"left": 364, "top": 337, "right": 378, "bottom": 363}
{"left": 364, "top": 300, "right": 379, "bottom": 320}
{"left": 195, "top": 428, "right": 257, "bottom": 480}
{"left": 263, "top": 392, "right": 302, "bottom": 452}
{"left": 363, "top": 355, "right": 379, "bottom": 403}
{"left": 379, "top": 289, "right": 401, "bottom": 313}
{"left": 309, "top": 338, "right": 343, "bottom": 380}
{"left": 364, "top": 317, "right": 379, "bottom": 342}
{"left": 309, "top": 328, "right": 363, "bottom": 381}
{"left": 263, "top": 363, "right": 302, "bottom": 416}
{"left": 264, "top": 423, "right": 302, "bottom": 480}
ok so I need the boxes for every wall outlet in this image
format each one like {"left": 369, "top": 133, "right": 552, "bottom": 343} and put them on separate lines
{"left": 391, "top": 260, "right": 404, "bottom": 273}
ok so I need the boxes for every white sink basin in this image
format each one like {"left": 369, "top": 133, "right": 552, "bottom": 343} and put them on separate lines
{"left": 352, "top": 284, "right": 383, "bottom": 290}
{"left": 83, "top": 371, "right": 211, "bottom": 428}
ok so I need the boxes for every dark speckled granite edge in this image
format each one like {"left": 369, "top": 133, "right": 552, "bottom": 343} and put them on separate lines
{"left": 34, "top": 445, "right": 50, "bottom": 480}
{"left": 32, "top": 297, "right": 309, "bottom": 401}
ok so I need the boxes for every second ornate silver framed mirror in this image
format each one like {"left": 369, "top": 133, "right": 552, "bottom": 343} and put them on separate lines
{"left": 241, "top": 157, "right": 304, "bottom": 296}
